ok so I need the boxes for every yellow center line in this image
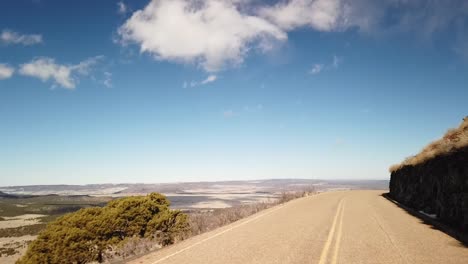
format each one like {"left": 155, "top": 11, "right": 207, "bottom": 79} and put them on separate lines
{"left": 331, "top": 200, "right": 345, "bottom": 264}
{"left": 318, "top": 199, "right": 344, "bottom": 264}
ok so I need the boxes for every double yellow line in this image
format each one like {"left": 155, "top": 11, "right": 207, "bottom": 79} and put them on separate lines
{"left": 318, "top": 199, "right": 345, "bottom": 264}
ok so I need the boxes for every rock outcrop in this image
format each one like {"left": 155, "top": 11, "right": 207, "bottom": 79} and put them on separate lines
{"left": 390, "top": 146, "right": 468, "bottom": 232}
{"left": 389, "top": 117, "right": 468, "bottom": 234}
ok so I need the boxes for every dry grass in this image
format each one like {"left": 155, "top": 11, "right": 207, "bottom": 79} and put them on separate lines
{"left": 189, "top": 202, "right": 273, "bottom": 236}
{"left": 390, "top": 117, "right": 468, "bottom": 172}
{"left": 102, "top": 237, "right": 162, "bottom": 262}
{"left": 189, "top": 188, "right": 315, "bottom": 236}
{"left": 85, "top": 188, "right": 315, "bottom": 262}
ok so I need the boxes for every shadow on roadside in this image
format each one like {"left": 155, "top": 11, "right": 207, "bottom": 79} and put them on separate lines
{"left": 381, "top": 193, "right": 468, "bottom": 248}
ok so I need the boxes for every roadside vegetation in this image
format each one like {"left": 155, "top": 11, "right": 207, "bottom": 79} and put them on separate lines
{"left": 390, "top": 117, "right": 468, "bottom": 172}
{"left": 13, "top": 188, "right": 315, "bottom": 263}
{"left": 190, "top": 189, "right": 314, "bottom": 236}
{"left": 17, "top": 193, "right": 189, "bottom": 264}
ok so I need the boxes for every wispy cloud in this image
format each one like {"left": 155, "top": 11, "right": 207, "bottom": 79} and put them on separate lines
{"left": 200, "top": 74, "right": 217, "bottom": 85}
{"left": 309, "top": 64, "right": 324, "bottom": 75}
{"left": 332, "top": 55, "right": 342, "bottom": 68}
{"left": 103, "top": 71, "right": 112, "bottom": 88}
{"left": 19, "top": 56, "right": 103, "bottom": 89}
{"left": 259, "top": 0, "right": 343, "bottom": 31}
{"left": 1, "top": 29, "right": 42, "bottom": 46}
{"left": 117, "top": 1, "right": 128, "bottom": 15}
{"left": 309, "top": 55, "right": 342, "bottom": 75}
{"left": 183, "top": 74, "right": 217, "bottom": 88}
{"left": 0, "top": 64, "right": 14, "bottom": 80}
{"left": 259, "top": 0, "right": 468, "bottom": 37}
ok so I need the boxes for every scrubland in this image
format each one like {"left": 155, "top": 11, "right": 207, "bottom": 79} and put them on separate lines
{"left": 0, "top": 179, "right": 383, "bottom": 263}
{"left": 7, "top": 189, "right": 313, "bottom": 264}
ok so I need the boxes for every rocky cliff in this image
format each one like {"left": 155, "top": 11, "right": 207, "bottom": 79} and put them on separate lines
{"left": 389, "top": 118, "right": 468, "bottom": 234}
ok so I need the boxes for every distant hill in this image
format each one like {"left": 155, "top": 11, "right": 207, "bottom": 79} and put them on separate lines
{"left": 0, "top": 179, "right": 389, "bottom": 197}
{"left": 0, "top": 191, "right": 17, "bottom": 198}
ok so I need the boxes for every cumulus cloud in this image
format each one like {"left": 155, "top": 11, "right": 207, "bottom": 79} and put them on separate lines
{"left": 19, "top": 56, "right": 103, "bottom": 89}
{"left": 0, "top": 64, "right": 14, "bottom": 80}
{"left": 119, "top": 0, "right": 468, "bottom": 71}
{"left": 1, "top": 29, "right": 42, "bottom": 45}
{"left": 118, "top": 0, "right": 286, "bottom": 72}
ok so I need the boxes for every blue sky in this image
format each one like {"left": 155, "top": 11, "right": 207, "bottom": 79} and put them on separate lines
{"left": 0, "top": 0, "right": 467, "bottom": 186}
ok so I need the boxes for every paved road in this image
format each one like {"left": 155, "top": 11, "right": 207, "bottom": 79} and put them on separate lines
{"left": 129, "top": 191, "right": 468, "bottom": 264}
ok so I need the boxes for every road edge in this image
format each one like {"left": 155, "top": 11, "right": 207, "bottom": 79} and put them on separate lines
{"left": 382, "top": 193, "right": 468, "bottom": 246}
{"left": 119, "top": 192, "right": 328, "bottom": 263}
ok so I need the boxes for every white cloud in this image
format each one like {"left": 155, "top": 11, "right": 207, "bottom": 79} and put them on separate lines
{"left": 200, "top": 74, "right": 217, "bottom": 84}
{"left": 309, "top": 55, "right": 342, "bottom": 74}
{"left": 1, "top": 30, "right": 42, "bottom": 45}
{"left": 184, "top": 74, "right": 217, "bottom": 88}
{"left": 19, "top": 56, "right": 103, "bottom": 89}
{"left": 118, "top": 0, "right": 287, "bottom": 72}
{"left": 103, "top": 72, "right": 112, "bottom": 88}
{"left": 332, "top": 55, "right": 341, "bottom": 68}
{"left": 0, "top": 64, "right": 14, "bottom": 80}
{"left": 309, "top": 63, "right": 324, "bottom": 74}
{"left": 117, "top": 1, "right": 128, "bottom": 14}
{"left": 259, "top": 0, "right": 344, "bottom": 31}
{"left": 258, "top": 0, "right": 468, "bottom": 35}
{"left": 118, "top": 0, "right": 468, "bottom": 71}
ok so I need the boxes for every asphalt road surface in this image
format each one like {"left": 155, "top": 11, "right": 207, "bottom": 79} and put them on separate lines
{"left": 129, "top": 190, "right": 468, "bottom": 264}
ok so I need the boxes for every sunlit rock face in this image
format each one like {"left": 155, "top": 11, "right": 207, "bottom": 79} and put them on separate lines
{"left": 390, "top": 146, "right": 468, "bottom": 233}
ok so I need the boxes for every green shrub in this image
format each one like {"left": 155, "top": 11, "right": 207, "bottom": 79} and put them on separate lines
{"left": 17, "top": 193, "right": 189, "bottom": 264}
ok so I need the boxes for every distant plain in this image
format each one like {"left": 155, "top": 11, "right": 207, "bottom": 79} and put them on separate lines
{"left": 0, "top": 179, "right": 388, "bottom": 263}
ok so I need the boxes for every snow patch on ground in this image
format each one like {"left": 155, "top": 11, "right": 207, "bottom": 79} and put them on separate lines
{"left": 419, "top": 211, "right": 437, "bottom": 219}
{"left": 0, "top": 214, "right": 46, "bottom": 229}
